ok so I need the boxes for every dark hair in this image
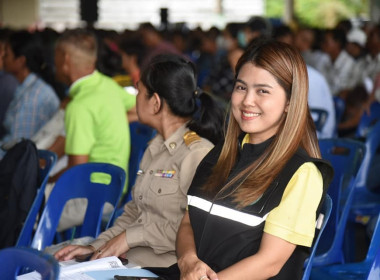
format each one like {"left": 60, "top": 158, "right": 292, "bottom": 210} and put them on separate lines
{"left": 325, "top": 28, "right": 347, "bottom": 49}
{"left": 96, "top": 38, "right": 123, "bottom": 77}
{"left": 272, "top": 24, "right": 293, "bottom": 41}
{"left": 140, "top": 54, "right": 225, "bottom": 144}
{"left": 119, "top": 33, "right": 146, "bottom": 67}
{"left": 0, "top": 28, "right": 12, "bottom": 43}
{"left": 7, "top": 30, "right": 58, "bottom": 94}
{"left": 346, "top": 84, "right": 369, "bottom": 108}
{"left": 246, "top": 16, "right": 272, "bottom": 37}
{"left": 138, "top": 22, "right": 158, "bottom": 34}
{"left": 225, "top": 23, "right": 244, "bottom": 40}
{"left": 336, "top": 19, "right": 353, "bottom": 35}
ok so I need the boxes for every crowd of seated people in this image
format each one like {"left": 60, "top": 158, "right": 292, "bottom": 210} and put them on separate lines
{"left": 1, "top": 15, "right": 380, "bottom": 275}
{"left": 2, "top": 18, "right": 380, "bottom": 143}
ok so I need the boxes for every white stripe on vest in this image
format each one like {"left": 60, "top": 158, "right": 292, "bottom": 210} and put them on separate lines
{"left": 188, "top": 195, "right": 268, "bottom": 227}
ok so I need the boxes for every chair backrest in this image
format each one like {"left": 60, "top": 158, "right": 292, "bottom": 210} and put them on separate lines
{"left": 124, "top": 122, "right": 155, "bottom": 203}
{"left": 356, "top": 101, "right": 380, "bottom": 139}
{"left": 303, "top": 194, "right": 333, "bottom": 280}
{"left": 317, "top": 138, "right": 365, "bottom": 254}
{"left": 355, "top": 121, "right": 380, "bottom": 190}
{"left": 366, "top": 246, "right": 380, "bottom": 280}
{"left": 30, "top": 162, "right": 126, "bottom": 251}
{"left": 312, "top": 176, "right": 357, "bottom": 267}
{"left": 311, "top": 108, "right": 329, "bottom": 132}
{"left": 333, "top": 96, "right": 346, "bottom": 124}
{"left": 16, "top": 150, "right": 57, "bottom": 247}
{"left": 0, "top": 247, "right": 59, "bottom": 280}
{"left": 364, "top": 214, "right": 380, "bottom": 266}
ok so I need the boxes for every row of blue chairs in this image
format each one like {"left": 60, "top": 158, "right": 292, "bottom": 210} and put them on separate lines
{"left": 0, "top": 122, "right": 155, "bottom": 278}
{"left": 17, "top": 121, "right": 155, "bottom": 249}
{"left": 306, "top": 116, "right": 380, "bottom": 279}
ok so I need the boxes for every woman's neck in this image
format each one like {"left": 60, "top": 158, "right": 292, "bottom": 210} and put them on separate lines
{"left": 157, "top": 115, "right": 189, "bottom": 140}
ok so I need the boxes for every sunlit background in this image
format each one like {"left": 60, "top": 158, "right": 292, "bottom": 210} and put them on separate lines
{"left": 0, "top": 0, "right": 377, "bottom": 31}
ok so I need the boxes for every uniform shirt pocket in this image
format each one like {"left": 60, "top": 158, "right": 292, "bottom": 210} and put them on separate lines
{"left": 149, "top": 178, "right": 180, "bottom": 196}
{"left": 148, "top": 178, "right": 185, "bottom": 219}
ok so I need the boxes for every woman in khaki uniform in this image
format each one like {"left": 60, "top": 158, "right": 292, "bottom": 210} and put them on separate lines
{"left": 54, "top": 54, "right": 225, "bottom": 267}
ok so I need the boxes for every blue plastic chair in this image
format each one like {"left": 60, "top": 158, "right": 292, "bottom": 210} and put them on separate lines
{"left": 30, "top": 163, "right": 126, "bottom": 251}
{"left": 356, "top": 101, "right": 380, "bottom": 139}
{"left": 333, "top": 96, "right": 346, "bottom": 124}
{"left": 311, "top": 108, "right": 329, "bottom": 133}
{"left": 366, "top": 246, "right": 380, "bottom": 280}
{"left": 350, "top": 121, "right": 380, "bottom": 220}
{"left": 303, "top": 194, "right": 333, "bottom": 280}
{"left": 310, "top": 213, "right": 380, "bottom": 280}
{"left": 16, "top": 150, "right": 57, "bottom": 247}
{"left": 0, "top": 247, "right": 59, "bottom": 280}
{"left": 317, "top": 138, "right": 366, "bottom": 255}
{"left": 124, "top": 121, "right": 156, "bottom": 204}
{"left": 311, "top": 177, "right": 356, "bottom": 268}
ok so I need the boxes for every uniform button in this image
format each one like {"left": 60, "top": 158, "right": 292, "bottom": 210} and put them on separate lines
{"left": 138, "top": 219, "right": 142, "bottom": 223}
{"left": 158, "top": 188, "right": 162, "bottom": 193}
{"left": 169, "top": 142, "right": 176, "bottom": 149}
{"left": 139, "top": 195, "right": 143, "bottom": 200}
{"left": 149, "top": 170, "right": 153, "bottom": 174}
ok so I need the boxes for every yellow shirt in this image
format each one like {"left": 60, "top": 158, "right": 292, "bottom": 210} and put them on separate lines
{"left": 242, "top": 134, "right": 323, "bottom": 247}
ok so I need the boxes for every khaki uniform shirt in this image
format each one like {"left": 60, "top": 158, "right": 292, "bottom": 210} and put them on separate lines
{"left": 90, "top": 124, "right": 214, "bottom": 266}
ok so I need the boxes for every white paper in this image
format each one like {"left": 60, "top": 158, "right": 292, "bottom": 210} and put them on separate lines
{"left": 60, "top": 256, "right": 124, "bottom": 275}
{"left": 60, "top": 272, "right": 95, "bottom": 280}
{"left": 17, "top": 271, "right": 41, "bottom": 280}
{"left": 17, "top": 256, "right": 125, "bottom": 280}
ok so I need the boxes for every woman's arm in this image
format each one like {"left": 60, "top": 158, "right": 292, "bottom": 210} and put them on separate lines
{"left": 176, "top": 211, "right": 197, "bottom": 264}
{"left": 176, "top": 211, "right": 218, "bottom": 280}
{"left": 89, "top": 199, "right": 139, "bottom": 250}
{"left": 217, "top": 233, "right": 296, "bottom": 280}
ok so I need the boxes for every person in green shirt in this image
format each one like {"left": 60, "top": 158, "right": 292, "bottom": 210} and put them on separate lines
{"left": 47, "top": 29, "right": 136, "bottom": 231}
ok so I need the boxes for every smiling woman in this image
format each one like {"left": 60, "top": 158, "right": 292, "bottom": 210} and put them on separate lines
{"left": 231, "top": 63, "right": 288, "bottom": 144}
{"left": 146, "top": 38, "right": 334, "bottom": 280}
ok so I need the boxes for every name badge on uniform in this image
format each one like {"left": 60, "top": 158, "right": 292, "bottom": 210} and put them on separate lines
{"left": 154, "top": 170, "right": 176, "bottom": 178}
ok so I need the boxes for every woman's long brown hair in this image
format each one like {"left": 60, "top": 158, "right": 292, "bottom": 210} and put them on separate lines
{"left": 203, "top": 39, "right": 321, "bottom": 208}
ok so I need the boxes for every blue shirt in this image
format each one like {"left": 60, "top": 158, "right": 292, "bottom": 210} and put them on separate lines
{"left": 0, "top": 73, "right": 59, "bottom": 156}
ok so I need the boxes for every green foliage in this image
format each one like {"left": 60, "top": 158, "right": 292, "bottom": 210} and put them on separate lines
{"left": 266, "top": 0, "right": 284, "bottom": 19}
{"left": 265, "top": 0, "right": 369, "bottom": 28}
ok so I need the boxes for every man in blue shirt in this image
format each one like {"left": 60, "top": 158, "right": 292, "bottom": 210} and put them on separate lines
{"left": 0, "top": 31, "right": 59, "bottom": 158}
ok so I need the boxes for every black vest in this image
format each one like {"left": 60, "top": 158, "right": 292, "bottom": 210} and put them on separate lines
{"left": 187, "top": 139, "right": 333, "bottom": 279}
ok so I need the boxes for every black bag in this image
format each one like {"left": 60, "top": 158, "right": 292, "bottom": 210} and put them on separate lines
{"left": 0, "top": 139, "right": 40, "bottom": 248}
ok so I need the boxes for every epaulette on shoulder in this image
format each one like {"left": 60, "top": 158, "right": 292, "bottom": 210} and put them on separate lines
{"left": 183, "top": 131, "right": 201, "bottom": 147}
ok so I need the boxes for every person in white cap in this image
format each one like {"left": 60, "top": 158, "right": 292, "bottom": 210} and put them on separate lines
{"left": 349, "top": 24, "right": 380, "bottom": 92}
{"left": 346, "top": 27, "right": 367, "bottom": 60}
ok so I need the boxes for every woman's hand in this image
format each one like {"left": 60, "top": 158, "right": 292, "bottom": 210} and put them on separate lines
{"left": 178, "top": 254, "right": 218, "bottom": 280}
{"left": 91, "top": 232, "right": 130, "bottom": 260}
{"left": 54, "top": 244, "right": 95, "bottom": 261}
